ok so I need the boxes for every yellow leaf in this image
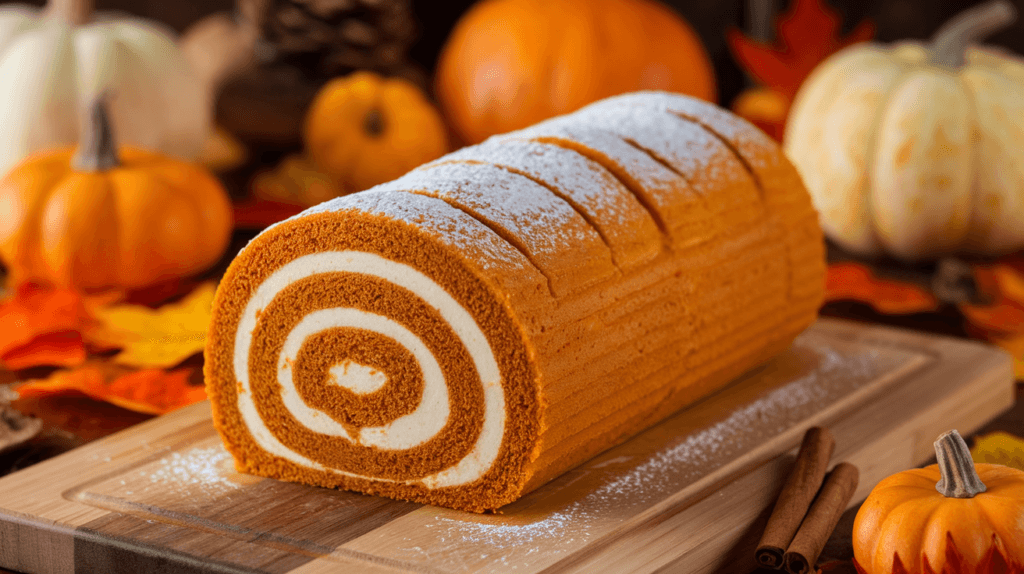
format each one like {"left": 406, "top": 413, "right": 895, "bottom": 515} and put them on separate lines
{"left": 987, "top": 332, "right": 1024, "bottom": 380}
{"left": 197, "top": 125, "right": 248, "bottom": 173}
{"left": 971, "top": 431, "right": 1024, "bottom": 471}
{"left": 994, "top": 264, "right": 1024, "bottom": 304}
{"left": 87, "top": 282, "right": 217, "bottom": 369}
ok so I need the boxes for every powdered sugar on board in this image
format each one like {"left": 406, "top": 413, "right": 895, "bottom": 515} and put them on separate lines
{"left": 381, "top": 329, "right": 907, "bottom": 571}
{"left": 147, "top": 446, "right": 242, "bottom": 495}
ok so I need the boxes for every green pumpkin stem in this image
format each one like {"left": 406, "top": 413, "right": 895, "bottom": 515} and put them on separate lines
{"left": 46, "top": 0, "right": 93, "bottom": 26}
{"left": 934, "top": 430, "right": 986, "bottom": 498}
{"left": 72, "top": 97, "right": 121, "bottom": 172}
{"left": 930, "top": 0, "right": 1017, "bottom": 68}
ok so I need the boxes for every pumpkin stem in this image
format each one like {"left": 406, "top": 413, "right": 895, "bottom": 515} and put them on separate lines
{"left": 934, "top": 430, "right": 986, "bottom": 498}
{"left": 930, "top": 0, "right": 1017, "bottom": 68}
{"left": 73, "top": 97, "right": 120, "bottom": 172}
{"left": 364, "top": 109, "right": 385, "bottom": 138}
{"left": 45, "top": 0, "right": 93, "bottom": 26}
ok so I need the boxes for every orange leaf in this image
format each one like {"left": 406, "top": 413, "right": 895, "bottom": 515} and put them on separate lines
{"left": 727, "top": 0, "right": 875, "bottom": 99}
{"left": 0, "top": 283, "right": 89, "bottom": 355}
{"left": 1, "top": 331, "right": 86, "bottom": 370}
{"left": 16, "top": 362, "right": 206, "bottom": 415}
{"left": 826, "top": 262, "right": 938, "bottom": 314}
{"left": 104, "top": 369, "right": 207, "bottom": 415}
{"left": 961, "top": 263, "right": 1024, "bottom": 337}
{"left": 0, "top": 284, "right": 117, "bottom": 369}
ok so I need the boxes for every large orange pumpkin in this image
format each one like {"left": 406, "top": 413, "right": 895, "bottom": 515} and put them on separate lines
{"left": 0, "top": 99, "right": 233, "bottom": 291}
{"left": 853, "top": 430, "right": 1024, "bottom": 573}
{"left": 435, "top": 0, "right": 716, "bottom": 145}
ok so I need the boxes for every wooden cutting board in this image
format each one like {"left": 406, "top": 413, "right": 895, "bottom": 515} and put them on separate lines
{"left": 0, "top": 319, "right": 1013, "bottom": 574}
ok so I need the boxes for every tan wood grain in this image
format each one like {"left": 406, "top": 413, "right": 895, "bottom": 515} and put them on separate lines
{"left": 0, "top": 319, "right": 1013, "bottom": 574}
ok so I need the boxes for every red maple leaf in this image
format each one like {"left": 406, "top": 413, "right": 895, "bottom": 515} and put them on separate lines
{"left": 727, "top": 0, "right": 875, "bottom": 99}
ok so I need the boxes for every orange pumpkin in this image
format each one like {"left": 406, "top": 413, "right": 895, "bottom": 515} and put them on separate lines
{"left": 0, "top": 99, "right": 233, "bottom": 291}
{"left": 731, "top": 87, "right": 789, "bottom": 142}
{"left": 435, "top": 0, "right": 717, "bottom": 145}
{"left": 304, "top": 71, "right": 450, "bottom": 193}
{"left": 853, "top": 430, "right": 1024, "bottom": 573}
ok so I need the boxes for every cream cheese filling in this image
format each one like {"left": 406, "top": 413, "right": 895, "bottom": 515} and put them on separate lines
{"left": 327, "top": 360, "right": 388, "bottom": 395}
{"left": 233, "top": 251, "right": 505, "bottom": 488}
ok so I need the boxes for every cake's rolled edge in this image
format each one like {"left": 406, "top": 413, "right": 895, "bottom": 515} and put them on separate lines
{"left": 205, "top": 191, "right": 549, "bottom": 512}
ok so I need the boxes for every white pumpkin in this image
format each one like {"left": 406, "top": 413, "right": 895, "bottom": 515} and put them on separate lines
{"left": 0, "top": 0, "right": 209, "bottom": 177}
{"left": 784, "top": 0, "right": 1024, "bottom": 260}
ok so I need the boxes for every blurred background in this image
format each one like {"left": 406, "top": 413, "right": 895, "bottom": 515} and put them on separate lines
{"left": 11, "top": 0, "right": 1024, "bottom": 110}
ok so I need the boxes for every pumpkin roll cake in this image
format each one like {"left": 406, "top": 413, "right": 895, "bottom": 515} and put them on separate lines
{"left": 205, "top": 91, "right": 826, "bottom": 512}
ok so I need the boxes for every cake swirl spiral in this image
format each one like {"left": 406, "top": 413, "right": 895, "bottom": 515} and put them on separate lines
{"left": 233, "top": 250, "right": 504, "bottom": 487}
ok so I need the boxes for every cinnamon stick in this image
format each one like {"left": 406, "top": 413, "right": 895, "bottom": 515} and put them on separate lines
{"left": 783, "top": 462, "right": 860, "bottom": 574}
{"left": 755, "top": 427, "right": 836, "bottom": 569}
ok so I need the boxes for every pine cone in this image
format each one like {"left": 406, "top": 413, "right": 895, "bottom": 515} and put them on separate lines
{"left": 261, "top": 0, "right": 417, "bottom": 79}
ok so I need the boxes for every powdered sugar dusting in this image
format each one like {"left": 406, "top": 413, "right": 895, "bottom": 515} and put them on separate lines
{"left": 568, "top": 104, "right": 746, "bottom": 195}
{"left": 147, "top": 446, "right": 241, "bottom": 495}
{"left": 512, "top": 121, "right": 683, "bottom": 203}
{"left": 435, "top": 139, "right": 663, "bottom": 267}
{"left": 386, "top": 162, "right": 600, "bottom": 253}
{"left": 422, "top": 336, "right": 891, "bottom": 566}
{"left": 377, "top": 162, "right": 617, "bottom": 294}
{"left": 440, "top": 139, "right": 637, "bottom": 228}
{"left": 590, "top": 91, "right": 780, "bottom": 172}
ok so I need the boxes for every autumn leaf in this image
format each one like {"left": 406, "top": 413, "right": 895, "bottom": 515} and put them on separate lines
{"left": 197, "top": 124, "right": 248, "bottom": 173}
{"left": 0, "top": 284, "right": 116, "bottom": 370}
{"left": 962, "top": 264, "right": 1024, "bottom": 335}
{"left": 253, "top": 154, "right": 344, "bottom": 208}
{"left": 85, "top": 282, "right": 217, "bottom": 369}
{"left": 955, "top": 262, "right": 1024, "bottom": 378}
{"left": 826, "top": 262, "right": 939, "bottom": 315}
{"left": 1, "top": 331, "right": 86, "bottom": 371}
{"left": 0, "top": 284, "right": 89, "bottom": 355}
{"left": 727, "top": 0, "right": 875, "bottom": 99}
{"left": 15, "top": 361, "right": 205, "bottom": 415}
{"left": 971, "top": 431, "right": 1024, "bottom": 471}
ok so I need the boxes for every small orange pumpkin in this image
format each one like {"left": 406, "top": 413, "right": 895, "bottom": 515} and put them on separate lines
{"left": 853, "top": 430, "right": 1024, "bottom": 573}
{"left": 304, "top": 71, "right": 450, "bottom": 193}
{"left": 0, "top": 98, "right": 233, "bottom": 291}
{"left": 435, "top": 0, "right": 716, "bottom": 145}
